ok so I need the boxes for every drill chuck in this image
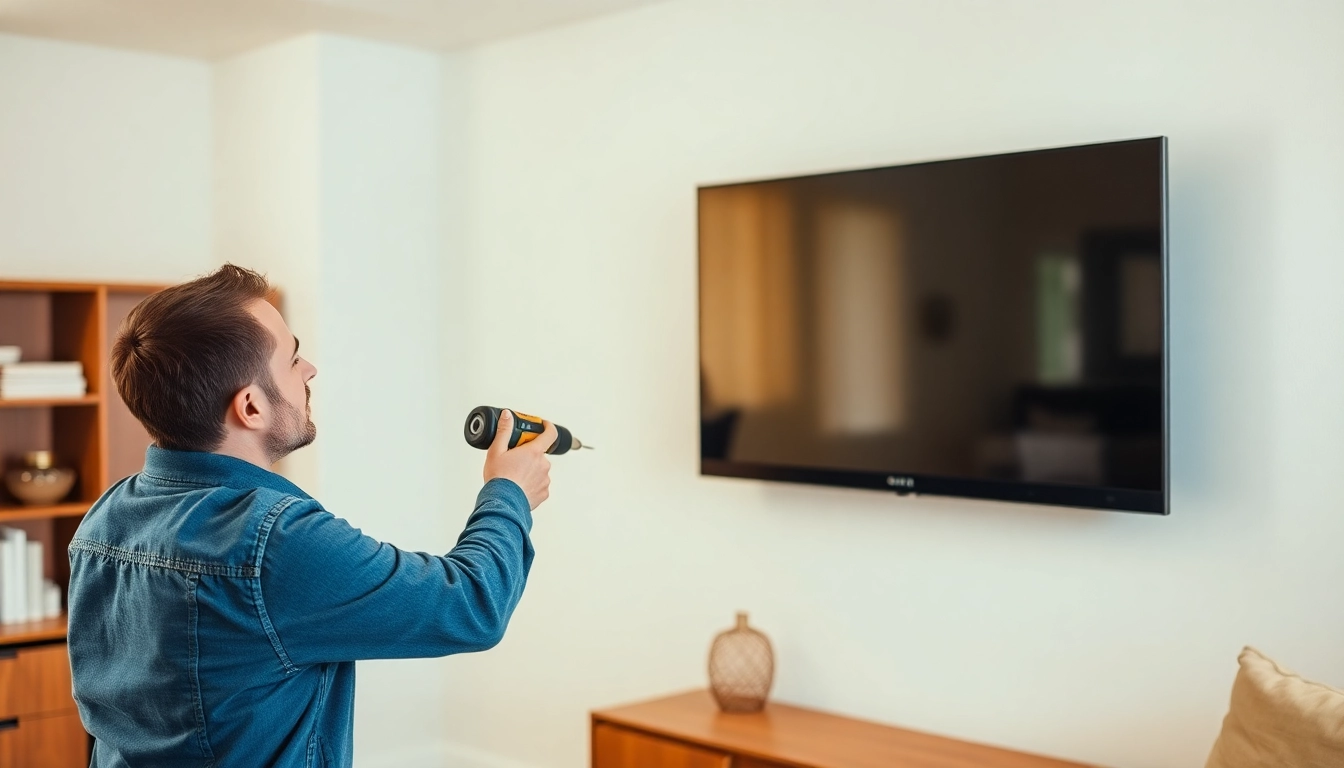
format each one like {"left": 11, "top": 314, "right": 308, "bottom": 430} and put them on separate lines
{"left": 463, "top": 405, "right": 588, "bottom": 455}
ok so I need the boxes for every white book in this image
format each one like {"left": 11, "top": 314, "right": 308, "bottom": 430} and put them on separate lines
{"left": 0, "top": 382, "right": 88, "bottom": 392}
{"left": 0, "top": 543, "right": 7, "bottom": 624}
{"left": 43, "top": 580, "right": 62, "bottom": 619}
{"left": 0, "top": 384, "right": 89, "bottom": 399}
{"left": 0, "top": 361, "right": 83, "bottom": 376}
{"left": 0, "top": 375, "right": 88, "bottom": 393}
{"left": 26, "top": 541, "right": 44, "bottom": 622}
{"left": 0, "top": 367, "right": 84, "bottom": 376}
{"left": 1, "top": 529, "right": 13, "bottom": 624}
{"left": 0, "top": 346, "right": 19, "bottom": 365}
{"left": 11, "top": 529, "right": 28, "bottom": 624}
{"left": 0, "top": 374, "right": 87, "bottom": 385}
{"left": 0, "top": 528, "right": 26, "bottom": 624}
{"left": 0, "top": 374, "right": 87, "bottom": 384}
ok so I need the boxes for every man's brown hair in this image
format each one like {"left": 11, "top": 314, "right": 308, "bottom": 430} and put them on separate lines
{"left": 112, "top": 264, "right": 278, "bottom": 453}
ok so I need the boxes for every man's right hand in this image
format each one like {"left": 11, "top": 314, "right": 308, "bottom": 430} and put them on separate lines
{"left": 482, "top": 409, "right": 556, "bottom": 510}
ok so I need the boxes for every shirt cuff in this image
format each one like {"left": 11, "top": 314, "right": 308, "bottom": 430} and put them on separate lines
{"left": 476, "top": 477, "right": 533, "bottom": 531}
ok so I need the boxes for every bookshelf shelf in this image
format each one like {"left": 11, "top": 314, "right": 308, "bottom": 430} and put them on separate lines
{"left": 0, "top": 614, "right": 68, "bottom": 645}
{"left": 0, "top": 394, "right": 101, "bottom": 409}
{"left": 0, "top": 502, "right": 90, "bottom": 523}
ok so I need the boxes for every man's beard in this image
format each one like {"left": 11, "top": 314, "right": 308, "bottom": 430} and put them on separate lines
{"left": 263, "top": 383, "right": 316, "bottom": 464}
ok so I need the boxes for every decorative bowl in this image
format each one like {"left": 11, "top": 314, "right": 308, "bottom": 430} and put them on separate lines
{"left": 4, "top": 451, "right": 76, "bottom": 506}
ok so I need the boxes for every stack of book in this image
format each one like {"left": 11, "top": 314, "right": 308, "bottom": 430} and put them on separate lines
{"left": 0, "top": 361, "right": 87, "bottom": 400}
{"left": 0, "top": 527, "right": 63, "bottom": 624}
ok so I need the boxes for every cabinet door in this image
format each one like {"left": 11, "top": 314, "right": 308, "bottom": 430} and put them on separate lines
{"left": 0, "top": 644, "right": 74, "bottom": 719}
{"left": 0, "top": 711, "right": 89, "bottom": 768}
{"left": 593, "top": 723, "right": 730, "bottom": 768}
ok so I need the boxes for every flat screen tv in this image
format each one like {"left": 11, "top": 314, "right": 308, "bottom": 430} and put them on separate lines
{"left": 698, "top": 137, "right": 1168, "bottom": 514}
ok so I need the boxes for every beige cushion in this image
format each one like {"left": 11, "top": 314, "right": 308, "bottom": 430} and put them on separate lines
{"left": 1205, "top": 646, "right": 1344, "bottom": 768}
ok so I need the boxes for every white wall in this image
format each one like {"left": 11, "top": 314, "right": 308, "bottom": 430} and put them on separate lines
{"left": 215, "top": 34, "right": 457, "bottom": 767}
{"left": 214, "top": 35, "right": 323, "bottom": 492}
{"left": 444, "top": 2, "right": 1344, "bottom": 767}
{"left": 0, "top": 33, "right": 211, "bottom": 281}
{"left": 314, "top": 35, "right": 458, "bottom": 768}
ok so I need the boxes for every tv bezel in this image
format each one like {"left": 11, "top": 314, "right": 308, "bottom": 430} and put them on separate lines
{"left": 696, "top": 137, "right": 1170, "bottom": 515}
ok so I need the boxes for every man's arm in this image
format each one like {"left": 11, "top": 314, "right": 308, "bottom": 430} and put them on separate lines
{"left": 258, "top": 477, "right": 534, "bottom": 666}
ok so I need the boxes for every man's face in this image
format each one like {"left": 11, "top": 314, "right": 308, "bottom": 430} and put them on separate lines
{"left": 249, "top": 299, "right": 317, "bottom": 463}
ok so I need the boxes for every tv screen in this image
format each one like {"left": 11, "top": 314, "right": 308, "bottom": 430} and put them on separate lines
{"left": 698, "top": 137, "right": 1167, "bottom": 514}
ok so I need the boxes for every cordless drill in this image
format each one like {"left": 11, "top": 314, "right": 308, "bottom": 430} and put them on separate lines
{"left": 463, "top": 406, "right": 590, "bottom": 455}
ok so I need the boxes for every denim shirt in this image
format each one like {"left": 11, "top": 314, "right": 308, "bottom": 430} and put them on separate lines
{"left": 67, "top": 447, "right": 534, "bottom": 767}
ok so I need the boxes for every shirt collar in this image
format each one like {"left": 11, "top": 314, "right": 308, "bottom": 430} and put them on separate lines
{"left": 142, "top": 445, "right": 312, "bottom": 500}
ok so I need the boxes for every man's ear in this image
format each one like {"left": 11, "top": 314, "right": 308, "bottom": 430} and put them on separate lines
{"left": 228, "top": 385, "right": 267, "bottom": 431}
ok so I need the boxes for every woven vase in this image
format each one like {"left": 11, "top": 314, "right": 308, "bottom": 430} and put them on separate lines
{"left": 708, "top": 611, "right": 774, "bottom": 713}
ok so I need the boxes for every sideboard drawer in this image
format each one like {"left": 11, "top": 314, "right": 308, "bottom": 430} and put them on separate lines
{"left": 0, "top": 644, "right": 74, "bottom": 719}
{"left": 594, "top": 723, "right": 731, "bottom": 768}
{"left": 0, "top": 710, "right": 88, "bottom": 768}
{"left": 734, "top": 759, "right": 793, "bottom": 768}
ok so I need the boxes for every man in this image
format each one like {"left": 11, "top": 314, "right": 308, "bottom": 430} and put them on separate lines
{"left": 67, "top": 264, "right": 555, "bottom": 767}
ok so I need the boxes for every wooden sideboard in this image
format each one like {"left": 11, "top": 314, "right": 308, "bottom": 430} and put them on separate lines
{"left": 592, "top": 690, "right": 1099, "bottom": 768}
{"left": 0, "top": 639, "right": 86, "bottom": 767}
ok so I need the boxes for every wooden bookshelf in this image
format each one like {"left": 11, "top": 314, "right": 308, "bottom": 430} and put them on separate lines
{"left": 0, "top": 278, "right": 166, "bottom": 768}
